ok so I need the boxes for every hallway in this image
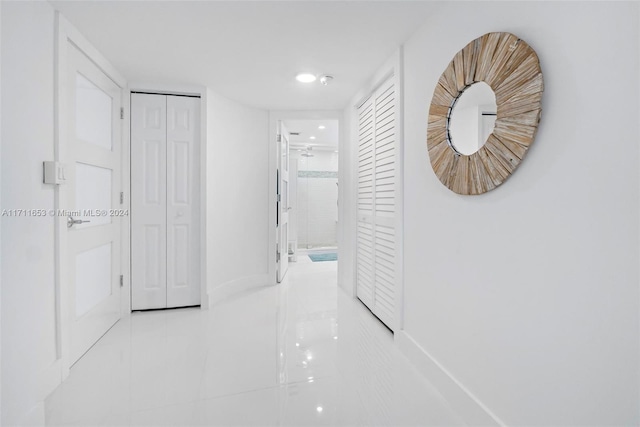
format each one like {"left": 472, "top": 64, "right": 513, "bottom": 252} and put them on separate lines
{"left": 45, "top": 260, "right": 465, "bottom": 426}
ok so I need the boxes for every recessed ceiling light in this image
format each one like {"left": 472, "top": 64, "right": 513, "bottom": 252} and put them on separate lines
{"left": 310, "top": 136, "right": 316, "bottom": 140}
{"left": 318, "top": 125, "right": 326, "bottom": 130}
{"left": 296, "top": 73, "right": 316, "bottom": 83}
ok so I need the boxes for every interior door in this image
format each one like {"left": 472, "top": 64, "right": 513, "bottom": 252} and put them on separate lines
{"left": 166, "top": 95, "right": 201, "bottom": 308}
{"left": 66, "top": 44, "right": 122, "bottom": 363}
{"left": 356, "top": 76, "right": 397, "bottom": 331}
{"left": 277, "top": 122, "right": 291, "bottom": 282}
{"left": 356, "top": 95, "right": 375, "bottom": 309}
{"left": 131, "top": 94, "right": 167, "bottom": 309}
{"left": 131, "top": 94, "right": 201, "bottom": 310}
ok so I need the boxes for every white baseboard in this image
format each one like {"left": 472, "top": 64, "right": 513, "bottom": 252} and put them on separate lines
{"left": 18, "top": 358, "right": 65, "bottom": 427}
{"left": 396, "top": 330, "right": 506, "bottom": 427}
{"left": 209, "top": 273, "right": 271, "bottom": 306}
{"left": 39, "top": 358, "right": 62, "bottom": 401}
{"left": 19, "top": 401, "right": 45, "bottom": 426}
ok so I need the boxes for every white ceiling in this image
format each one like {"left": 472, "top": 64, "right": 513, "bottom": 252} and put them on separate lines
{"left": 284, "top": 119, "right": 339, "bottom": 150}
{"left": 50, "top": 1, "right": 435, "bottom": 111}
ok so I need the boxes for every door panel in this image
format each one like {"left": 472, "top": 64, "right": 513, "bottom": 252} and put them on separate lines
{"left": 75, "top": 73, "right": 113, "bottom": 150}
{"left": 75, "top": 243, "right": 112, "bottom": 317}
{"left": 131, "top": 94, "right": 167, "bottom": 310}
{"left": 143, "top": 225, "right": 162, "bottom": 289}
{"left": 166, "top": 96, "right": 200, "bottom": 307}
{"left": 67, "top": 44, "right": 122, "bottom": 364}
{"left": 75, "top": 162, "right": 112, "bottom": 229}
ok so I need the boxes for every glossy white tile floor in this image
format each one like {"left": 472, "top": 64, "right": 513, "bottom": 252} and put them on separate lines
{"left": 45, "top": 260, "right": 466, "bottom": 426}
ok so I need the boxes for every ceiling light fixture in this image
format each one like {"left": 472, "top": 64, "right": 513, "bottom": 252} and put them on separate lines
{"left": 310, "top": 136, "right": 316, "bottom": 140}
{"left": 319, "top": 75, "right": 334, "bottom": 86}
{"left": 318, "top": 125, "right": 326, "bottom": 130}
{"left": 295, "top": 73, "right": 316, "bottom": 83}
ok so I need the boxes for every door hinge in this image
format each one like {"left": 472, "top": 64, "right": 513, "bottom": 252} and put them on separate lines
{"left": 119, "top": 274, "right": 123, "bottom": 287}
{"left": 120, "top": 107, "right": 124, "bottom": 119}
{"left": 120, "top": 191, "right": 124, "bottom": 204}
{"left": 276, "top": 134, "right": 282, "bottom": 143}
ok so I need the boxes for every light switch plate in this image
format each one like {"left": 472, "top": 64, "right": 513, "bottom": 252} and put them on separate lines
{"left": 43, "top": 161, "right": 67, "bottom": 185}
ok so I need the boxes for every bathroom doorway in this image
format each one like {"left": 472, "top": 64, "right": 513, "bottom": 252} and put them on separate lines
{"left": 269, "top": 112, "right": 342, "bottom": 282}
{"left": 284, "top": 119, "right": 339, "bottom": 264}
{"left": 284, "top": 120, "right": 340, "bottom": 262}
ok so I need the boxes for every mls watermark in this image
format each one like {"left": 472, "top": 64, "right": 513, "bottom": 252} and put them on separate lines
{"left": 1, "top": 209, "right": 129, "bottom": 217}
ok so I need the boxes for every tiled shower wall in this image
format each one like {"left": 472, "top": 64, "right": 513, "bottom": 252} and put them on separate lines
{"left": 291, "top": 150, "right": 338, "bottom": 248}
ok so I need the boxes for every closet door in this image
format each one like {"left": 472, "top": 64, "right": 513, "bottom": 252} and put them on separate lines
{"left": 131, "top": 94, "right": 167, "bottom": 310}
{"left": 166, "top": 96, "right": 201, "bottom": 308}
{"left": 356, "top": 96, "right": 375, "bottom": 310}
{"left": 131, "top": 93, "right": 201, "bottom": 310}
{"left": 356, "top": 76, "right": 397, "bottom": 330}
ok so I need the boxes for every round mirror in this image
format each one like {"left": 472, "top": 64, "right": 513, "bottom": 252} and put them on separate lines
{"left": 426, "top": 32, "right": 543, "bottom": 195}
{"left": 447, "top": 82, "right": 497, "bottom": 156}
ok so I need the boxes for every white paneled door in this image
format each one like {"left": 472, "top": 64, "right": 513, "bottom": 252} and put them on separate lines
{"left": 66, "top": 44, "right": 123, "bottom": 364}
{"left": 277, "top": 122, "right": 291, "bottom": 282}
{"left": 356, "top": 76, "right": 397, "bottom": 330}
{"left": 131, "top": 94, "right": 201, "bottom": 310}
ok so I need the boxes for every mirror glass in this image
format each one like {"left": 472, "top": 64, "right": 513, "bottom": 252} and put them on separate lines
{"left": 448, "top": 82, "right": 497, "bottom": 155}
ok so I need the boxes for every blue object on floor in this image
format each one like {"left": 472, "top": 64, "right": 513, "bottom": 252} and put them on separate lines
{"left": 309, "top": 252, "right": 337, "bottom": 262}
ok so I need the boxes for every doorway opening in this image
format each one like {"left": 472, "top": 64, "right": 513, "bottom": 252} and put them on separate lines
{"left": 287, "top": 119, "right": 339, "bottom": 263}
{"left": 274, "top": 115, "right": 341, "bottom": 281}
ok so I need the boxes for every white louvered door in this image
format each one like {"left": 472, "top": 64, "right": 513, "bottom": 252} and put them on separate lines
{"left": 357, "top": 96, "right": 375, "bottom": 309}
{"left": 356, "top": 76, "right": 396, "bottom": 330}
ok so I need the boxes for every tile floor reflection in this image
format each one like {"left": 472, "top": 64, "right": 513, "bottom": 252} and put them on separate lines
{"left": 45, "top": 260, "right": 465, "bottom": 426}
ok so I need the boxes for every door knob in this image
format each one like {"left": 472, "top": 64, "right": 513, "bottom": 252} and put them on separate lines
{"left": 67, "top": 216, "right": 90, "bottom": 228}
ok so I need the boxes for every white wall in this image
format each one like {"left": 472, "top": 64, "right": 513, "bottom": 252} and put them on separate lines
{"left": 292, "top": 150, "right": 338, "bottom": 248}
{"left": 339, "top": 105, "right": 356, "bottom": 295}
{"left": 207, "top": 90, "right": 270, "bottom": 298}
{"left": 398, "top": 2, "right": 639, "bottom": 425}
{"left": 1, "top": 2, "right": 58, "bottom": 424}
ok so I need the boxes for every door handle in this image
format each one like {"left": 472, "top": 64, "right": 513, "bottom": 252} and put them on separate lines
{"left": 67, "top": 216, "right": 90, "bottom": 228}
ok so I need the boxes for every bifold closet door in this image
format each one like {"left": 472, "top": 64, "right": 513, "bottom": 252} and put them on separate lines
{"left": 131, "top": 93, "right": 201, "bottom": 310}
{"left": 356, "top": 76, "right": 396, "bottom": 330}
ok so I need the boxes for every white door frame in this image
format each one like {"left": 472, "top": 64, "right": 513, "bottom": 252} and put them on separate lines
{"left": 127, "top": 82, "right": 209, "bottom": 310}
{"left": 276, "top": 121, "right": 291, "bottom": 282}
{"left": 268, "top": 111, "right": 344, "bottom": 284}
{"left": 54, "top": 13, "right": 128, "bottom": 380}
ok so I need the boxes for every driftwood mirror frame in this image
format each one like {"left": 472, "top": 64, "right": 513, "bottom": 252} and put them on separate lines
{"left": 427, "top": 32, "right": 543, "bottom": 195}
